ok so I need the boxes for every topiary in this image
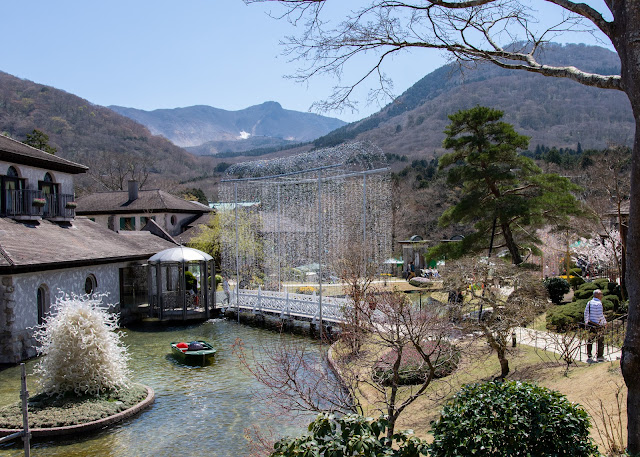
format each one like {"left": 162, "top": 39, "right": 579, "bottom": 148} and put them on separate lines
{"left": 568, "top": 268, "right": 585, "bottom": 289}
{"left": 593, "top": 278, "right": 610, "bottom": 289}
{"left": 543, "top": 277, "right": 570, "bottom": 305}
{"left": 184, "top": 270, "right": 197, "bottom": 292}
{"left": 546, "top": 300, "right": 586, "bottom": 330}
{"left": 429, "top": 381, "right": 598, "bottom": 457}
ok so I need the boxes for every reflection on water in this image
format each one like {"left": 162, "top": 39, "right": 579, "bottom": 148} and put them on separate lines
{"left": 0, "top": 319, "right": 318, "bottom": 456}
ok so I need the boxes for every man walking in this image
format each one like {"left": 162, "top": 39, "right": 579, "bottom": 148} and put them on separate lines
{"left": 584, "top": 289, "right": 607, "bottom": 362}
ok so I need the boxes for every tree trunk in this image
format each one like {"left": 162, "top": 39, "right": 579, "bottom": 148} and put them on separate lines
{"left": 500, "top": 220, "right": 523, "bottom": 264}
{"left": 612, "top": 5, "right": 640, "bottom": 452}
{"left": 496, "top": 347, "right": 510, "bottom": 380}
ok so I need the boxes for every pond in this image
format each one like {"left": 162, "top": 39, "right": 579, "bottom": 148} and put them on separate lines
{"left": 0, "top": 319, "right": 319, "bottom": 456}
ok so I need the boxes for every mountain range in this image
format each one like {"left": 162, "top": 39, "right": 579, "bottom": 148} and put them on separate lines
{"left": 109, "top": 102, "right": 346, "bottom": 155}
{"left": 0, "top": 43, "right": 633, "bottom": 199}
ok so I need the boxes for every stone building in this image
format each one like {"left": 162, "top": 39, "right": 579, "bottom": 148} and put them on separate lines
{"left": 0, "top": 134, "right": 176, "bottom": 363}
{"left": 75, "top": 181, "right": 212, "bottom": 237}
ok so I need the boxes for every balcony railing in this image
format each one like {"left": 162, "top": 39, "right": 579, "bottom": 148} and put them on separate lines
{"left": 44, "top": 193, "right": 75, "bottom": 219}
{"left": 3, "top": 190, "right": 75, "bottom": 220}
{"left": 5, "top": 189, "right": 44, "bottom": 218}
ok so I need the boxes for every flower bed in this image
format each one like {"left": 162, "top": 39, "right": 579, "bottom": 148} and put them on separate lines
{"left": 0, "top": 383, "right": 148, "bottom": 429}
{"left": 372, "top": 340, "right": 460, "bottom": 385}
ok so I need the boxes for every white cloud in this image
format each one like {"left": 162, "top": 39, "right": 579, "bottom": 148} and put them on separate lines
{"left": 238, "top": 131, "right": 251, "bottom": 140}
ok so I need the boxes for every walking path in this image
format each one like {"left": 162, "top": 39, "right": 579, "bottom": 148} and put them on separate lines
{"left": 514, "top": 326, "right": 622, "bottom": 363}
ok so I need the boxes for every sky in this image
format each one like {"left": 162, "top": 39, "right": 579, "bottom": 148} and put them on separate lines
{"left": 1, "top": 0, "right": 614, "bottom": 123}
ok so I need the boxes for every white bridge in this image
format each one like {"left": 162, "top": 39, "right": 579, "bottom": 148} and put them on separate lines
{"left": 223, "top": 287, "right": 351, "bottom": 324}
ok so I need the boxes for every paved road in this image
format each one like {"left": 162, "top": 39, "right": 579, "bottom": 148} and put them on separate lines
{"left": 514, "top": 326, "right": 621, "bottom": 363}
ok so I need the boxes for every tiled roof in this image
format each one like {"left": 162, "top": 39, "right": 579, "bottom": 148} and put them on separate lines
{"left": 0, "top": 134, "right": 88, "bottom": 174}
{"left": 0, "top": 216, "right": 176, "bottom": 272}
{"left": 75, "top": 190, "right": 213, "bottom": 215}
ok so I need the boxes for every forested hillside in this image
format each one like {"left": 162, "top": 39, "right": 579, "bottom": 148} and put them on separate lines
{"left": 313, "top": 43, "right": 633, "bottom": 162}
{"left": 0, "top": 71, "right": 209, "bottom": 194}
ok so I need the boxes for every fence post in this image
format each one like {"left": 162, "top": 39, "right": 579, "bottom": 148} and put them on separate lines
{"left": 20, "top": 363, "right": 30, "bottom": 457}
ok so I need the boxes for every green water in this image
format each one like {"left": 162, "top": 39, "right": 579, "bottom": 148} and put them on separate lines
{"left": 0, "top": 319, "right": 318, "bottom": 456}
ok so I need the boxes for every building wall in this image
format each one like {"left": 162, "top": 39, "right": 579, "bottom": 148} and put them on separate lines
{"left": 85, "top": 212, "right": 196, "bottom": 236}
{"left": 0, "top": 161, "right": 74, "bottom": 195}
{"left": 0, "top": 263, "right": 125, "bottom": 364}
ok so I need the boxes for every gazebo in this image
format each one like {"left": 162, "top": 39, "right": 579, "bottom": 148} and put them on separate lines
{"left": 147, "top": 246, "right": 216, "bottom": 321}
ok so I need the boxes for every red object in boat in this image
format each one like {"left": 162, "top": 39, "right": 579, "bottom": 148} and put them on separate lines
{"left": 176, "top": 342, "right": 188, "bottom": 348}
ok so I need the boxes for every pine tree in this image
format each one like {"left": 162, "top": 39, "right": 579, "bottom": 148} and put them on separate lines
{"left": 429, "top": 106, "right": 584, "bottom": 264}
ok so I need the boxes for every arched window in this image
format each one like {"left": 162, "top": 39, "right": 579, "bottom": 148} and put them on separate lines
{"left": 43, "top": 172, "right": 53, "bottom": 183}
{"left": 2, "top": 166, "right": 23, "bottom": 215}
{"left": 84, "top": 274, "right": 97, "bottom": 295}
{"left": 37, "top": 284, "right": 50, "bottom": 325}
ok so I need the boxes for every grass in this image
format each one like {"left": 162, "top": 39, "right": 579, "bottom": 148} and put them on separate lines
{"left": 0, "top": 383, "right": 147, "bottom": 429}
{"left": 336, "top": 339, "right": 626, "bottom": 454}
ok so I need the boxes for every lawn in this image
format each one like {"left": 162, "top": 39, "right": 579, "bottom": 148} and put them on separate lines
{"left": 334, "top": 339, "right": 626, "bottom": 455}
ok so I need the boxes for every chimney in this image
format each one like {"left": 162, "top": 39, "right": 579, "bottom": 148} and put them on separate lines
{"left": 128, "top": 180, "right": 139, "bottom": 201}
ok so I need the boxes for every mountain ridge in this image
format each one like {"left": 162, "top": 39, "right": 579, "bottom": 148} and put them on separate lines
{"left": 311, "top": 43, "right": 633, "bottom": 159}
{"left": 109, "top": 101, "right": 346, "bottom": 152}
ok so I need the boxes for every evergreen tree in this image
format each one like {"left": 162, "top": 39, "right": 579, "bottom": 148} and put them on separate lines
{"left": 23, "top": 129, "right": 57, "bottom": 154}
{"left": 429, "top": 106, "right": 583, "bottom": 264}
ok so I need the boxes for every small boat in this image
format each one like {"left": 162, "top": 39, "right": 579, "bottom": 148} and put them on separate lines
{"left": 170, "top": 340, "right": 217, "bottom": 365}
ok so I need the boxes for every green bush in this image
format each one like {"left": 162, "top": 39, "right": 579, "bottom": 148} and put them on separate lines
{"left": 373, "top": 341, "right": 460, "bottom": 385}
{"left": 546, "top": 300, "right": 586, "bottom": 330}
{"left": 573, "top": 282, "right": 598, "bottom": 300}
{"left": 271, "top": 413, "right": 429, "bottom": 457}
{"left": 604, "top": 294, "right": 620, "bottom": 311}
{"left": 429, "top": 381, "right": 598, "bottom": 457}
{"left": 184, "top": 271, "right": 197, "bottom": 292}
{"left": 543, "top": 277, "right": 570, "bottom": 304}
{"left": 208, "top": 274, "right": 222, "bottom": 289}
{"left": 593, "top": 278, "right": 610, "bottom": 289}
{"left": 569, "top": 268, "right": 585, "bottom": 289}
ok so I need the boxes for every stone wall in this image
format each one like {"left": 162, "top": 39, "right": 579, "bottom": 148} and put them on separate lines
{"left": 0, "top": 262, "right": 128, "bottom": 364}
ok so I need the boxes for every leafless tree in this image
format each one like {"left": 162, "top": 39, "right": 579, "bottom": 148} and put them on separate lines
{"left": 443, "top": 256, "right": 548, "bottom": 379}
{"left": 335, "top": 288, "right": 462, "bottom": 437}
{"left": 234, "top": 288, "right": 463, "bottom": 440}
{"left": 334, "top": 238, "right": 378, "bottom": 354}
{"left": 243, "top": 1, "right": 640, "bottom": 449}
{"left": 233, "top": 336, "right": 358, "bottom": 419}
{"left": 581, "top": 146, "right": 631, "bottom": 295}
{"left": 88, "top": 152, "right": 151, "bottom": 191}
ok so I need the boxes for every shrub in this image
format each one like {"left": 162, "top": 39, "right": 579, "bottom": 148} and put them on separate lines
{"left": 373, "top": 340, "right": 460, "bottom": 385}
{"left": 604, "top": 294, "right": 620, "bottom": 311}
{"left": 546, "top": 300, "right": 586, "bottom": 330}
{"left": 185, "top": 270, "right": 197, "bottom": 292}
{"left": 33, "top": 293, "right": 130, "bottom": 397}
{"left": 208, "top": 274, "right": 222, "bottom": 289}
{"left": 296, "top": 285, "right": 316, "bottom": 295}
{"left": 574, "top": 283, "right": 598, "bottom": 300}
{"left": 271, "top": 413, "right": 429, "bottom": 457}
{"left": 429, "top": 381, "right": 598, "bottom": 457}
{"left": 593, "top": 277, "right": 610, "bottom": 289}
{"left": 569, "top": 268, "right": 585, "bottom": 288}
{"left": 543, "top": 277, "right": 570, "bottom": 304}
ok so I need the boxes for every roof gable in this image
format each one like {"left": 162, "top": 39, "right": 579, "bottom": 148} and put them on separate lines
{"left": 0, "top": 134, "right": 88, "bottom": 174}
{"left": 75, "top": 189, "right": 213, "bottom": 214}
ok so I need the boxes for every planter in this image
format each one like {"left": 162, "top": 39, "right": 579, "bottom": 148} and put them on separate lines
{"left": 65, "top": 201, "right": 77, "bottom": 209}
{"left": 32, "top": 198, "right": 46, "bottom": 207}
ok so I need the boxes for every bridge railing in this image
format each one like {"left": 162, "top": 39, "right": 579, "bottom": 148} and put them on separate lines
{"left": 229, "top": 287, "right": 352, "bottom": 323}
